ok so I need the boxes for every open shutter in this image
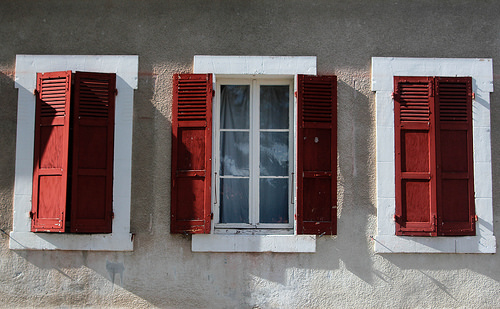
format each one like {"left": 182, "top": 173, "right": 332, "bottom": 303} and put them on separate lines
{"left": 70, "top": 72, "right": 116, "bottom": 233}
{"left": 31, "top": 71, "right": 72, "bottom": 232}
{"left": 394, "top": 77, "right": 437, "bottom": 236}
{"left": 297, "top": 75, "right": 337, "bottom": 235}
{"left": 171, "top": 74, "right": 213, "bottom": 234}
{"left": 435, "top": 77, "right": 475, "bottom": 236}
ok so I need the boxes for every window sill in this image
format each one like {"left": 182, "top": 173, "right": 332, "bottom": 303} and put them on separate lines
{"left": 192, "top": 234, "right": 316, "bottom": 252}
{"left": 373, "top": 235, "right": 496, "bottom": 254}
{"left": 9, "top": 232, "right": 134, "bottom": 251}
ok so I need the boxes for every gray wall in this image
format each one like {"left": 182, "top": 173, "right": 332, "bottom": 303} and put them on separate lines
{"left": 1, "top": 1, "right": 499, "bottom": 307}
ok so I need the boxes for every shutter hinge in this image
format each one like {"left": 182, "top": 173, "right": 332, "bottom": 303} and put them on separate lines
{"left": 474, "top": 215, "right": 478, "bottom": 222}
{"left": 472, "top": 92, "right": 475, "bottom": 100}
{"left": 115, "top": 89, "right": 118, "bottom": 96}
{"left": 210, "top": 212, "right": 214, "bottom": 220}
{"left": 294, "top": 91, "right": 298, "bottom": 98}
{"left": 212, "top": 89, "right": 215, "bottom": 97}
{"left": 111, "top": 211, "right": 115, "bottom": 219}
{"left": 29, "top": 211, "right": 35, "bottom": 219}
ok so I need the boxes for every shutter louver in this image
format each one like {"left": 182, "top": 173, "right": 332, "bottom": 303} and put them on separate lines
{"left": 171, "top": 74, "right": 212, "bottom": 234}
{"left": 31, "top": 71, "right": 72, "bottom": 232}
{"left": 435, "top": 77, "right": 475, "bottom": 236}
{"left": 394, "top": 77, "right": 437, "bottom": 236}
{"left": 297, "top": 75, "right": 337, "bottom": 235}
{"left": 70, "top": 72, "right": 115, "bottom": 233}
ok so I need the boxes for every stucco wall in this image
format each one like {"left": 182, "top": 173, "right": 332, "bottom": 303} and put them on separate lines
{"left": 0, "top": 0, "right": 499, "bottom": 308}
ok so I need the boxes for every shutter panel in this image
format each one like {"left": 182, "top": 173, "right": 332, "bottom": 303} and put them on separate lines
{"left": 394, "top": 77, "right": 437, "bottom": 236}
{"left": 435, "top": 77, "right": 475, "bottom": 236}
{"left": 70, "top": 72, "right": 115, "bottom": 233}
{"left": 171, "top": 73, "right": 212, "bottom": 234}
{"left": 297, "top": 75, "right": 337, "bottom": 235}
{"left": 31, "top": 71, "right": 72, "bottom": 232}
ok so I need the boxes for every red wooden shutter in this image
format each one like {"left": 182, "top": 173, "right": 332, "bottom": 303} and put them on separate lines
{"left": 70, "top": 72, "right": 116, "bottom": 233}
{"left": 435, "top": 77, "right": 475, "bottom": 236}
{"left": 31, "top": 71, "right": 72, "bottom": 232}
{"left": 394, "top": 77, "right": 437, "bottom": 236}
{"left": 297, "top": 75, "right": 337, "bottom": 235}
{"left": 171, "top": 74, "right": 212, "bottom": 234}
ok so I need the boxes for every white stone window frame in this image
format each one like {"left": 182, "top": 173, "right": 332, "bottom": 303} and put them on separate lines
{"left": 10, "top": 55, "right": 138, "bottom": 251}
{"left": 372, "top": 57, "right": 496, "bottom": 253}
{"left": 192, "top": 55, "right": 317, "bottom": 253}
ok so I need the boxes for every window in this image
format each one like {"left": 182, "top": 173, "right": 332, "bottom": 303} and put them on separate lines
{"left": 394, "top": 76, "right": 474, "bottom": 236}
{"left": 31, "top": 71, "right": 115, "bottom": 233}
{"left": 214, "top": 78, "right": 294, "bottom": 231}
{"left": 170, "top": 56, "right": 337, "bottom": 252}
{"left": 373, "top": 57, "right": 496, "bottom": 253}
{"left": 10, "top": 55, "right": 138, "bottom": 251}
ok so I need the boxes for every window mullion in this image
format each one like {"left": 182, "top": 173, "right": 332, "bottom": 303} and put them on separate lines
{"left": 250, "top": 79, "right": 260, "bottom": 226}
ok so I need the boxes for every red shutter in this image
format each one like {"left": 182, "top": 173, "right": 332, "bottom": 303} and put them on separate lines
{"left": 31, "top": 71, "right": 72, "bottom": 232}
{"left": 435, "top": 77, "right": 475, "bottom": 236}
{"left": 297, "top": 75, "right": 337, "bottom": 235}
{"left": 70, "top": 72, "right": 116, "bottom": 233}
{"left": 171, "top": 74, "right": 212, "bottom": 234}
{"left": 394, "top": 77, "right": 437, "bottom": 236}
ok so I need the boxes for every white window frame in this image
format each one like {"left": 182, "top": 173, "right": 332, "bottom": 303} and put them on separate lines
{"left": 10, "top": 55, "right": 138, "bottom": 251}
{"left": 372, "top": 57, "right": 496, "bottom": 253}
{"left": 192, "top": 56, "right": 317, "bottom": 252}
{"left": 214, "top": 78, "right": 294, "bottom": 231}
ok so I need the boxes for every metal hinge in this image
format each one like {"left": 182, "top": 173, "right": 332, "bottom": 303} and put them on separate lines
{"left": 29, "top": 211, "right": 35, "bottom": 219}
{"left": 210, "top": 212, "right": 214, "bottom": 220}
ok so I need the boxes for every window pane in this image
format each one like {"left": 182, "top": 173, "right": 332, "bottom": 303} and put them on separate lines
{"left": 220, "top": 132, "right": 249, "bottom": 176}
{"left": 259, "top": 178, "right": 288, "bottom": 223}
{"left": 221, "top": 85, "right": 249, "bottom": 129}
{"left": 260, "top": 85, "right": 289, "bottom": 129}
{"left": 260, "top": 132, "right": 288, "bottom": 176}
{"left": 220, "top": 178, "right": 249, "bottom": 223}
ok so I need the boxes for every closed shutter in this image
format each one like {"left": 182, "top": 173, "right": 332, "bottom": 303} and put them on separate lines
{"left": 435, "top": 77, "right": 475, "bottom": 236}
{"left": 31, "top": 71, "right": 72, "bottom": 232}
{"left": 171, "top": 74, "right": 213, "bottom": 234}
{"left": 296, "top": 75, "right": 337, "bottom": 235}
{"left": 394, "top": 77, "right": 437, "bottom": 236}
{"left": 70, "top": 72, "right": 116, "bottom": 233}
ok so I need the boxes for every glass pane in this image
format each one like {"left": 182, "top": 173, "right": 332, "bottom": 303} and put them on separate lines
{"left": 259, "top": 178, "right": 288, "bottom": 223}
{"left": 220, "top": 132, "right": 249, "bottom": 176}
{"left": 260, "top": 132, "right": 288, "bottom": 176}
{"left": 221, "top": 85, "right": 249, "bottom": 129}
{"left": 220, "top": 178, "right": 249, "bottom": 223}
{"left": 260, "top": 85, "right": 289, "bottom": 129}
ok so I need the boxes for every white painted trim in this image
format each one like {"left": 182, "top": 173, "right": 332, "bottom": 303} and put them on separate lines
{"left": 193, "top": 55, "right": 317, "bottom": 253}
{"left": 194, "top": 55, "right": 317, "bottom": 75}
{"left": 372, "top": 57, "right": 495, "bottom": 253}
{"left": 192, "top": 234, "right": 316, "bottom": 252}
{"left": 11, "top": 55, "right": 138, "bottom": 251}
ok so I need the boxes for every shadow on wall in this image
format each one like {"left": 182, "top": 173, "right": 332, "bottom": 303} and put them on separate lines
{"left": 0, "top": 70, "right": 17, "bottom": 232}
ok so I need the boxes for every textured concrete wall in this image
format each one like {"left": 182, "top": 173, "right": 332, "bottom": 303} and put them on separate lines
{"left": 1, "top": 0, "right": 499, "bottom": 308}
